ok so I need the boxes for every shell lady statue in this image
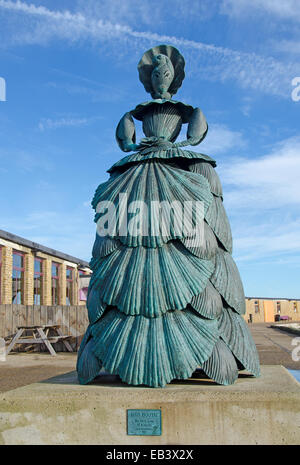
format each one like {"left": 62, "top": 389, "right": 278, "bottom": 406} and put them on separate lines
{"left": 77, "top": 45, "right": 260, "bottom": 387}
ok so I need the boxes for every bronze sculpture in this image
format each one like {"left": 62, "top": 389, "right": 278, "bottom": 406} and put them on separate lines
{"left": 77, "top": 45, "right": 260, "bottom": 387}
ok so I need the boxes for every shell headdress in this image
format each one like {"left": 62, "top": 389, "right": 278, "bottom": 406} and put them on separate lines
{"left": 138, "top": 44, "right": 185, "bottom": 98}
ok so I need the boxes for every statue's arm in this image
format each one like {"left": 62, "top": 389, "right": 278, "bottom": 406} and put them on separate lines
{"left": 174, "top": 107, "right": 208, "bottom": 147}
{"left": 116, "top": 112, "right": 139, "bottom": 152}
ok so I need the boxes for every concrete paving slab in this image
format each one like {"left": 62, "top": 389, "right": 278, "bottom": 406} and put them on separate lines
{"left": 0, "top": 366, "right": 299, "bottom": 445}
{"left": 0, "top": 353, "right": 77, "bottom": 393}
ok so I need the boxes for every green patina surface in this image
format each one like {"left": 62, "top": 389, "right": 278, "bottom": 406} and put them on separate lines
{"left": 77, "top": 44, "right": 260, "bottom": 387}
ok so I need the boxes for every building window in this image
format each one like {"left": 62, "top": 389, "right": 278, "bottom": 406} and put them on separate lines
{"left": 66, "top": 266, "right": 74, "bottom": 305}
{"left": 79, "top": 269, "right": 89, "bottom": 302}
{"left": 276, "top": 301, "right": 281, "bottom": 314}
{"left": 254, "top": 300, "right": 260, "bottom": 313}
{"left": 51, "top": 262, "right": 60, "bottom": 305}
{"left": 34, "top": 258, "right": 43, "bottom": 305}
{"left": 0, "top": 246, "right": 2, "bottom": 304}
{"left": 12, "top": 251, "right": 25, "bottom": 304}
{"left": 294, "top": 302, "right": 298, "bottom": 313}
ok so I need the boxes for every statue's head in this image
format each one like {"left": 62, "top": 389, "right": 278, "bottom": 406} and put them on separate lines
{"left": 150, "top": 54, "right": 175, "bottom": 99}
{"left": 138, "top": 45, "right": 185, "bottom": 99}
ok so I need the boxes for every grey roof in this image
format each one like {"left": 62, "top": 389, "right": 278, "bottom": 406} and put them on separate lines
{"left": 0, "top": 229, "right": 90, "bottom": 268}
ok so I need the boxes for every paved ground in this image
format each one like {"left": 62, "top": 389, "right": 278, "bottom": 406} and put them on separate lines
{"left": 0, "top": 323, "right": 299, "bottom": 393}
{"left": 248, "top": 322, "right": 300, "bottom": 370}
{"left": 0, "top": 353, "right": 77, "bottom": 393}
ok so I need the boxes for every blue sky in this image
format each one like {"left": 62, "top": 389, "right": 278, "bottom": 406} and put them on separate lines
{"left": 0, "top": 0, "right": 300, "bottom": 298}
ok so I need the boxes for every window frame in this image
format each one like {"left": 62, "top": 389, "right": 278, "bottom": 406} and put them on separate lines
{"left": 51, "top": 262, "right": 60, "bottom": 305}
{"left": 276, "top": 301, "right": 281, "bottom": 314}
{"left": 78, "top": 269, "right": 88, "bottom": 276}
{"left": 12, "top": 250, "right": 25, "bottom": 304}
{"left": 66, "top": 266, "right": 74, "bottom": 306}
{"left": 293, "top": 301, "right": 298, "bottom": 313}
{"left": 33, "top": 257, "right": 43, "bottom": 305}
{"left": 254, "top": 300, "right": 260, "bottom": 313}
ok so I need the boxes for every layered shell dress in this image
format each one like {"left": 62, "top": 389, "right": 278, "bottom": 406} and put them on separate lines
{"left": 77, "top": 99, "right": 260, "bottom": 387}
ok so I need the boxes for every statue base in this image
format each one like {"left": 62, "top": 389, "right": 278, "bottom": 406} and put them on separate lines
{"left": 0, "top": 366, "right": 299, "bottom": 445}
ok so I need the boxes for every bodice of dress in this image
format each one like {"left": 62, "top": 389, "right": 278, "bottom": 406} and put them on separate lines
{"left": 141, "top": 102, "right": 183, "bottom": 142}
{"left": 116, "top": 99, "right": 207, "bottom": 156}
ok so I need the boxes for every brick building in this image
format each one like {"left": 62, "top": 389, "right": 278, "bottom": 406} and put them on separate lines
{"left": 0, "top": 229, "right": 91, "bottom": 306}
{"left": 1, "top": 228, "right": 299, "bottom": 325}
{"left": 245, "top": 297, "right": 300, "bottom": 323}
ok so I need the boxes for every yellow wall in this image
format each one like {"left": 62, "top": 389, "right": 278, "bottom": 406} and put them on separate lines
{"left": 244, "top": 298, "right": 300, "bottom": 323}
{"left": 263, "top": 300, "right": 275, "bottom": 322}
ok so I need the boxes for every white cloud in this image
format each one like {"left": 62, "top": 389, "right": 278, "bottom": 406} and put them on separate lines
{"left": 233, "top": 218, "right": 300, "bottom": 261}
{"left": 219, "top": 136, "right": 300, "bottom": 263}
{"left": 0, "top": 147, "right": 54, "bottom": 172}
{"left": 240, "top": 96, "right": 253, "bottom": 117}
{"left": 38, "top": 116, "right": 90, "bottom": 131}
{"left": 221, "top": 0, "right": 300, "bottom": 22}
{"left": 198, "top": 124, "right": 246, "bottom": 155}
{"left": 232, "top": 218, "right": 300, "bottom": 268}
{"left": 1, "top": 208, "right": 95, "bottom": 261}
{"left": 273, "top": 40, "right": 300, "bottom": 55}
{"left": 221, "top": 1, "right": 300, "bottom": 59}
{"left": 0, "top": 0, "right": 298, "bottom": 97}
{"left": 77, "top": 0, "right": 219, "bottom": 29}
{"left": 221, "top": 136, "right": 300, "bottom": 209}
{"left": 46, "top": 80, "right": 126, "bottom": 103}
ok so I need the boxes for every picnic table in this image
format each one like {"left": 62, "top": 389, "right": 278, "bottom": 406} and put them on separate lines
{"left": 5, "top": 325, "right": 73, "bottom": 356}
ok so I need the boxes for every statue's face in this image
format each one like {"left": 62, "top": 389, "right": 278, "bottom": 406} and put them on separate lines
{"left": 151, "top": 57, "right": 173, "bottom": 97}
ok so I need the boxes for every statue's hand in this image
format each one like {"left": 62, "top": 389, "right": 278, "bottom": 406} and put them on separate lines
{"left": 156, "top": 138, "right": 173, "bottom": 149}
{"left": 139, "top": 137, "right": 173, "bottom": 151}
{"left": 123, "top": 143, "right": 140, "bottom": 152}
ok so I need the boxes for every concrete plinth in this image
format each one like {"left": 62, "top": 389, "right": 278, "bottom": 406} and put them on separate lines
{"left": 0, "top": 366, "right": 299, "bottom": 445}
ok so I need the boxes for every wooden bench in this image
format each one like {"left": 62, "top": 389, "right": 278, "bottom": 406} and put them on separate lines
{"left": 5, "top": 325, "right": 74, "bottom": 356}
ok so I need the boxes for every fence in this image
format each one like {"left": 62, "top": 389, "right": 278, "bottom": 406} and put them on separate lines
{"left": 0, "top": 304, "right": 89, "bottom": 352}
